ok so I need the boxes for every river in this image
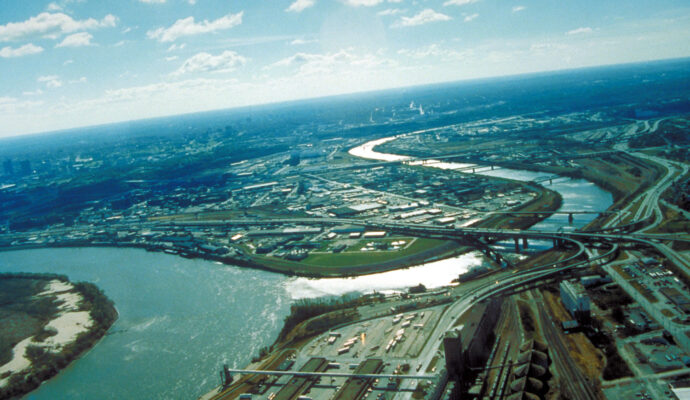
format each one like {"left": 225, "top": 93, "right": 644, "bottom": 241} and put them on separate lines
{"left": 0, "top": 135, "right": 612, "bottom": 399}
{"left": 0, "top": 248, "right": 290, "bottom": 399}
{"left": 349, "top": 136, "right": 614, "bottom": 245}
{"left": 0, "top": 249, "right": 490, "bottom": 399}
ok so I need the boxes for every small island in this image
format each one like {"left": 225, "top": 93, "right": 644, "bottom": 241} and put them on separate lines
{"left": 0, "top": 273, "right": 117, "bottom": 399}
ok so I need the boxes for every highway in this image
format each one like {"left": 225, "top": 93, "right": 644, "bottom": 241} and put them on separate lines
{"left": 222, "top": 370, "right": 436, "bottom": 380}
{"left": 210, "top": 236, "right": 613, "bottom": 400}
{"left": 202, "top": 118, "right": 687, "bottom": 400}
{"left": 5, "top": 212, "right": 688, "bottom": 280}
{"left": 6, "top": 212, "right": 680, "bottom": 248}
{"left": 632, "top": 153, "right": 688, "bottom": 232}
{"left": 194, "top": 143, "right": 684, "bottom": 400}
{"left": 601, "top": 119, "right": 688, "bottom": 233}
{"left": 391, "top": 241, "right": 618, "bottom": 400}
{"left": 3, "top": 117, "right": 688, "bottom": 400}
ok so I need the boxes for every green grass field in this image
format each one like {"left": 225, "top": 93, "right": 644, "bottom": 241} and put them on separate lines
{"left": 247, "top": 237, "right": 455, "bottom": 276}
{"left": 300, "top": 237, "right": 446, "bottom": 267}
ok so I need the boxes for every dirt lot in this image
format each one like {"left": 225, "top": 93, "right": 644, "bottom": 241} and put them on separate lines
{"left": 542, "top": 290, "right": 605, "bottom": 381}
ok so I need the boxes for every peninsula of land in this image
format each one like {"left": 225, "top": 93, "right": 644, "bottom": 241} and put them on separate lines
{"left": 0, "top": 273, "right": 117, "bottom": 399}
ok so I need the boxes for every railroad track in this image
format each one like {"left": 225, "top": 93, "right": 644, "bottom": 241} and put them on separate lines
{"left": 536, "top": 298, "right": 598, "bottom": 400}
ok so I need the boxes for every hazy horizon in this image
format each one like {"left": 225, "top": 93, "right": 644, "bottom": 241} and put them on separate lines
{"left": 1, "top": 0, "right": 689, "bottom": 138}
{"left": 1, "top": 56, "right": 688, "bottom": 141}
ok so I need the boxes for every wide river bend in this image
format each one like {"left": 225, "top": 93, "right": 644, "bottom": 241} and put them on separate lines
{"left": 0, "top": 137, "right": 611, "bottom": 399}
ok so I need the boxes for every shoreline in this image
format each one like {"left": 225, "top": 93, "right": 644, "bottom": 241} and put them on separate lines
{"left": 0, "top": 171, "right": 563, "bottom": 280}
{"left": 0, "top": 275, "right": 118, "bottom": 399}
{"left": 0, "top": 240, "right": 468, "bottom": 279}
{"left": 200, "top": 136, "right": 611, "bottom": 399}
{"left": 0, "top": 182, "right": 559, "bottom": 280}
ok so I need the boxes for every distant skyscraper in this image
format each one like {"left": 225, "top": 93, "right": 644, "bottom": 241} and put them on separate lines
{"left": 2, "top": 159, "right": 12, "bottom": 176}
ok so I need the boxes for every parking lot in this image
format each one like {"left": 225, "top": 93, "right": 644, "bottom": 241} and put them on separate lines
{"left": 617, "top": 258, "right": 690, "bottom": 324}
{"left": 306, "top": 306, "right": 444, "bottom": 360}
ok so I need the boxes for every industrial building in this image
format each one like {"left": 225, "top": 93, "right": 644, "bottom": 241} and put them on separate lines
{"left": 579, "top": 274, "right": 613, "bottom": 288}
{"left": 443, "top": 299, "right": 502, "bottom": 395}
{"left": 559, "top": 280, "right": 590, "bottom": 323}
{"left": 329, "top": 202, "right": 384, "bottom": 217}
{"left": 506, "top": 340, "right": 551, "bottom": 400}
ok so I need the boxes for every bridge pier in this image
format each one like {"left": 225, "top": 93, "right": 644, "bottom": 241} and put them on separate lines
{"left": 472, "top": 167, "right": 476, "bottom": 173}
{"left": 568, "top": 213, "right": 574, "bottom": 224}
{"left": 549, "top": 178, "right": 553, "bottom": 185}
{"left": 514, "top": 238, "right": 520, "bottom": 253}
{"left": 467, "top": 238, "right": 514, "bottom": 269}
{"left": 491, "top": 165, "right": 494, "bottom": 170}
{"left": 522, "top": 237, "right": 528, "bottom": 249}
{"left": 221, "top": 364, "right": 233, "bottom": 387}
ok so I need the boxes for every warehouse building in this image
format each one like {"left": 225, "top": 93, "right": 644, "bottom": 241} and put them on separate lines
{"left": 560, "top": 280, "right": 590, "bottom": 323}
{"left": 330, "top": 202, "right": 383, "bottom": 217}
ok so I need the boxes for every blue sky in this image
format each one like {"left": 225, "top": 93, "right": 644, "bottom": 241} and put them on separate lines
{"left": 0, "top": 0, "right": 689, "bottom": 137}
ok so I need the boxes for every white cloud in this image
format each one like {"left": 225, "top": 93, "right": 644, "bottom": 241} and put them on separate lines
{"left": 139, "top": 0, "right": 166, "bottom": 3}
{"left": 398, "top": 44, "right": 470, "bottom": 61}
{"left": 5, "top": 12, "right": 690, "bottom": 138}
{"left": 69, "top": 77, "right": 87, "bottom": 84}
{"left": 512, "top": 6, "right": 525, "bottom": 13}
{"left": 55, "top": 32, "right": 93, "bottom": 47}
{"left": 378, "top": 8, "right": 404, "bottom": 16}
{"left": 528, "top": 42, "right": 568, "bottom": 53}
{"left": 46, "top": 2, "right": 62, "bottom": 11}
{"left": 393, "top": 9, "right": 451, "bottom": 27}
{"left": 290, "top": 38, "right": 317, "bottom": 45}
{"left": 114, "top": 40, "right": 126, "bottom": 47}
{"left": 270, "top": 49, "right": 396, "bottom": 75}
{"left": 443, "top": 0, "right": 479, "bottom": 6}
{"left": 464, "top": 13, "right": 478, "bottom": 22}
{"left": 167, "top": 43, "right": 186, "bottom": 52}
{"left": 102, "top": 79, "right": 228, "bottom": 103}
{"left": 567, "top": 27, "right": 593, "bottom": 35}
{"left": 343, "top": 0, "right": 384, "bottom": 6}
{"left": 38, "top": 75, "right": 63, "bottom": 88}
{"left": 23, "top": 89, "right": 44, "bottom": 96}
{"left": 119, "top": 71, "right": 138, "bottom": 79}
{"left": 0, "top": 12, "right": 117, "bottom": 42}
{"left": 165, "top": 55, "right": 179, "bottom": 61}
{"left": 0, "top": 96, "right": 43, "bottom": 113}
{"left": 172, "top": 50, "right": 247, "bottom": 76}
{"left": 188, "top": 0, "right": 197, "bottom": 4}
{"left": 286, "top": 0, "right": 315, "bottom": 13}
{"left": 147, "top": 12, "right": 243, "bottom": 42}
{"left": 63, "top": 59, "right": 73, "bottom": 65}
{"left": 0, "top": 43, "right": 44, "bottom": 58}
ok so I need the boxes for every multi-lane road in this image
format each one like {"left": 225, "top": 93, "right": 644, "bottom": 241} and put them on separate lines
{"left": 3, "top": 117, "right": 688, "bottom": 400}
{"left": 211, "top": 236, "right": 616, "bottom": 400}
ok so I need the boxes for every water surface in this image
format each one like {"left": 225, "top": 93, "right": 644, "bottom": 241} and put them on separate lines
{"left": 2, "top": 136, "right": 612, "bottom": 399}
{"left": 0, "top": 248, "right": 290, "bottom": 400}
